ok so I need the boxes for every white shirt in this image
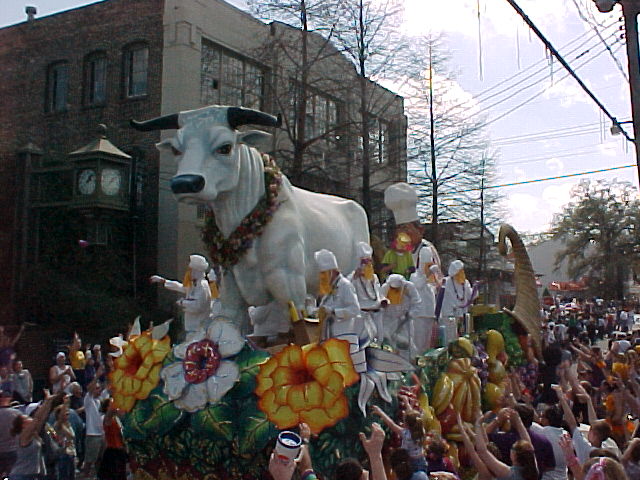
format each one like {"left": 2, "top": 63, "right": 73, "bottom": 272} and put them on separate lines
{"left": 439, "top": 277, "right": 473, "bottom": 320}
{"left": 530, "top": 423, "right": 568, "bottom": 480}
{"left": 572, "top": 426, "right": 621, "bottom": 464}
{"left": 165, "top": 277, "right": 212, "bottom": 332}
{"left": 319, "top": 274, "right": 362, "bottom": 339}
{"left": 84, "top": 392, "right": 105, "bottom": 436}
{"left": 348, "top": 272, "right": 384, "bottom": 310}
{"left": 380, "top": 279, "right": 422, "bottom": 320}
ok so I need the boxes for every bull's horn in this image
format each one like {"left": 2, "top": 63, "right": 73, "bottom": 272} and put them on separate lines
{"left": 130, "top": 113, "right": 180, "bottom": 131}
{"left": 227, "top": 107, "right": 282, "bottom": 130}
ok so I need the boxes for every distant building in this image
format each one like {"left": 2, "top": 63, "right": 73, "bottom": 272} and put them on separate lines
{"left": 0, "top": 0, "right": 407, "bottom": 376}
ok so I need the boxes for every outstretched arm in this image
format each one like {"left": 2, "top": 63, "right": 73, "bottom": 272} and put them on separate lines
{"left": 371, "top": 405, "right": 403, "bottom": 435}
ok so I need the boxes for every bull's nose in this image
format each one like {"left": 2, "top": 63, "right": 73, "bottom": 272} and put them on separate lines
{"left": 171, "top": 175, "right": 205, "bottom": 194}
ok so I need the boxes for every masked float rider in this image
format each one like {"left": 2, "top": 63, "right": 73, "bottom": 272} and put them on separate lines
{"left": 437, "top": 260, "right": 477, "bottom": 343}
{"left": 315, "top": 249, "right": 364, "bottom": 342}
{"left": 383, "top": 182, "right": 442, "bottom": 280}
{"left": 150, "top": 254, "right": 214, "bottom": 334}
{"left": 409, "top": 247, "right": 439, "bottom": 353}
{"left": 348, "top": 242, "right": 388, "bottom": 343}
{"left": 380, "top": 274, "right": 422, "bottom": 361}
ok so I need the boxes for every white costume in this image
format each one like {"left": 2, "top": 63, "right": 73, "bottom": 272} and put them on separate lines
{"left": 348, "top": 242, "right": 386, "bottom": 342}
{"left": 439, "top": 260, "right": 475, "bottom": 343}
{"left": 409, "top": 248, "right": 438, "bottom": 353}
{"left": 151, "top": 255, "right": 213, "bottom": 333}
{"left": 380, "top": 274, "right": 422, "bottom": 360}
{"left": 315, "top": 249, "right": 363, "bottom": 341}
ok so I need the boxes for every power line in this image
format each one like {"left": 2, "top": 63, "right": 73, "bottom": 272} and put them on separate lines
{"left": 504, "top": 0, "right": 632, "bottom": 143}
{"left": 570, "top": 0, "right": 629, "bottom": 82}
{"left": 443, "top": 164, "right": 635, "bottom": 194}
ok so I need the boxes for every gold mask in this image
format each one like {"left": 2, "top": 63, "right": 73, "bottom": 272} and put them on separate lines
{"left": 319, "top": 271, "right": 333, "bottom": 295}
{"left": 209, "top": 281, "right": 219, "bottom": 299}
{"left": 182, "top": 268, "right": 193, "bottom": 289}
{"left": 453, "top": 269, "right": 466, "bottom": 285}
{"left": 387, "top": 287, "right": 403, "bottom": 305}
{"left": 362, "top": 263, "right": 374, "bottom": 281}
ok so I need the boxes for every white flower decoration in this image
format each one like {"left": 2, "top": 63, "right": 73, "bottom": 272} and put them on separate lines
{"left": 160, "top": 320, "right": 244, "bottom": 412}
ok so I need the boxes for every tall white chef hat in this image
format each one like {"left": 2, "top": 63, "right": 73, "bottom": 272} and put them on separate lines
{"left": 418, "top": 247, "right": 435, "bottom": 267}
{"left": 189, "top": 254, "right": 209, "bottom": 272}
{"left": 356, "top": 242, "right": 373, "bottom": 259}
{"left": 448, "top": 259, "right": 464, "bottom": 277}
{"left": 384, "top": 183, "right": 419, "bottom": 225}
{"left": 315, "top": 249, "right": 338, "bottom": 271}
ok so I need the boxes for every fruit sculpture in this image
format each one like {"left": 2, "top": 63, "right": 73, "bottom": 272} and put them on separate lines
{"left": 483, "top": 329, "right": 507, "bottom": 409}
{"left": 446, "top": 358, "right": 481, "bottom": 423}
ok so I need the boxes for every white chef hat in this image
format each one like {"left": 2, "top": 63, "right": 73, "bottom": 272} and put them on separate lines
{"left": 448, "top": 259, "right": 464, "bottom": 276}
{"left": 356, "top": 242, "right": 373, "bottom": 259}
{"left": 384, "top": 183, "right": 419, "bottom": 225}
{"left": 189, "top": 254, "right": 209, "bottom": 272}
{"left": 418, "top": 247, "right": 435, "bottom": 267}
{"left": 315, "top": 249, "right": 338, "bottom": 271}
{"left": 387, "top": 274, "right": 405, "bottom": 288}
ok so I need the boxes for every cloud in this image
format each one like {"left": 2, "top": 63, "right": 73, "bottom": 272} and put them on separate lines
{"left": 545, "top": 158, "right": 564, "bottom": 173}
{"left": 597, "top": 141, "right": 619, "bottom": 157}
{"left": 505, "top": 182, "right": 574, "bottom": 232}
{"left": 542, "top": 78, "right": 591, "bottom": 108}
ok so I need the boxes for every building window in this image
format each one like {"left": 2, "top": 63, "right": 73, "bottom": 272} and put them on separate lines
{"left": 45, "top": 61, "right": 69, "bottom": 112}
{"left": 369, "top": 117, "right": 389, "bottom": 164}
{"left": 123, "top": 44, "right": 148, "bottom": 98}
{"left": 201, "top": 40, "right": 265, "bottom": 109}
{"left": 84, "top": 52, "right": 107, "bottom": 105}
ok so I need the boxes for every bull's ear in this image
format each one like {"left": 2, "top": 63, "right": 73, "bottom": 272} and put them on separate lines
{"left": 237, "top": 130, "right": 272, "bottom": 151}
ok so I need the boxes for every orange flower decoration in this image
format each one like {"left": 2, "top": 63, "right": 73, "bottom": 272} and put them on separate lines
{"left": 108, "top": 330, "right": 171, "bottom": 412}
{"left": 255, "top": 338, "right": 358, "bottom": 434}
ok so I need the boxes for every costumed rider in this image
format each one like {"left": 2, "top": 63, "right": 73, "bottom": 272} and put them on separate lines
{"left": 150, "top": 254, "right": 214, "bottom": 334}
{"left": 348, "top": 242, "right": 387, "bottom": 343}
{"left": 409, "top": 247, "right": 438, "bottom": 354}
{"left": 437, "top": 259, "right": 478, "bottom": 344}
{"left": 315, "top": 249, "right": 365, "bottom": 341}
{"left": 382, "top": 182, "right": 443, "bottom": 282}
{"left": 380, "top": 274, "right": 422, "bottom": 361}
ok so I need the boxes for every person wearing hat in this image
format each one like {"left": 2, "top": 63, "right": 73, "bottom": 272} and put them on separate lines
{"left": 380, "top": 274, "right": 422, "bottom": 360}
{"left": 380, "top": 231, "right": 415, "bottom": 280}
{"left": 409, "top": 247, "right": 438, "bottom": 353}
{"left": 314, "top": 249, "right": 362, "bottom": 341}
{"left": 383, "top": 183, "right": 442, "bottom": 282}
{"left": 151, "top": 254, "right": 213, "bottom": 333}
{"left": 348, "top": 242, "right": 387, "bottom": 343}
{"left": 437, "top": 260, "right": 476, "bottom": 343}
{"left": 49, "top": 352, "right": 75, "bottom": 394}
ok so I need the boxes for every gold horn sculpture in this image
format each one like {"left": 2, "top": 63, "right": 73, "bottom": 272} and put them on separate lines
{"left": 497, "top": 224, "right": 543, "bottom": 359}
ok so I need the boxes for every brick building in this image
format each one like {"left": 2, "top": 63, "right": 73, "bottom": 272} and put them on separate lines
{"left": 0, "top": 0, "right": 407, "bottom": 379}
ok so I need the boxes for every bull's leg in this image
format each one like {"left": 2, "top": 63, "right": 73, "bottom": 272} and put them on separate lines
{"left": 219, "top": 272, "right": 251, "bottom": 335}
{"left": 263, "top": 268, "right": 309, "bottom": 345}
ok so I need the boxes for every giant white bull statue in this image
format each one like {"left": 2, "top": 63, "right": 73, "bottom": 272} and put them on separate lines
{"left": 132, "top": 106, "right": 370, "bottom": 336}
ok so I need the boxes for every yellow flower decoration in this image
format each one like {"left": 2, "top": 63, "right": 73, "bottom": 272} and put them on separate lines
{"left": 108, "top": 331, "right": 171, "bottom": 412}
{"left": 255, "top": 338, "right": 358, "bottom": 434}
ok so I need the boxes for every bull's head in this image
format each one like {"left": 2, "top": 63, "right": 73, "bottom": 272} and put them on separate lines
{"left": 131, "top": 106, "right": 281, "bottom": 203}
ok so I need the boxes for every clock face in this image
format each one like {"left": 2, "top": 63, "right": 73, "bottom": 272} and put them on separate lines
{"left": 101, "top": 168, "right": 123, "bottom": 196}
{"left": 78, "top": 169, "right": 96, "bottom": 195}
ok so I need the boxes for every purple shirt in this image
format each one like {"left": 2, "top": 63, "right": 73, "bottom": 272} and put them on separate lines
{"left": 489, "top": 428, "right": 556, "bottom": 476}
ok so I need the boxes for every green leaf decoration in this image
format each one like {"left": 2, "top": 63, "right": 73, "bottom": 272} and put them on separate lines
{"left": 229, "top": 346, "right": 270, "bottom": 399}
{"left": 191, "top": 400, "right": 234, "bottom": 441}
{"left": 236, "top": 404, "right": 277, "bottom": 455}
{"left": 129, "top": 388, "right": 184, "bottom": 436}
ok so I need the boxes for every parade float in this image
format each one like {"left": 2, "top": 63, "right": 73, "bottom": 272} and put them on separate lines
{"left": 106, "top": 106, "right": 543, "bottom": 480}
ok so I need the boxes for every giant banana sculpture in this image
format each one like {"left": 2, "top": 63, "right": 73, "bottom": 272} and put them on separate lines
{"left": 497, "top": 224, "right": 542, "bottom": 359}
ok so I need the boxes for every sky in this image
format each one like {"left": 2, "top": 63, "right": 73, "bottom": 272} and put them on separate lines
{"left": 2, "top": 0, "right": 636, "bottom": 235}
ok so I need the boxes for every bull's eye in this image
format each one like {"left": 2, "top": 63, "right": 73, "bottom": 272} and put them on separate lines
{"left": 171, "top": 146, "right": 182, "bottom": 156}
{"left": 215, "top": 143, "right": 233, "bottom": 155}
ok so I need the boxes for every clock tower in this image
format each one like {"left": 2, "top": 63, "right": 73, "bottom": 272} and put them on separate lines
{"left": 70, "top": 124, "right": 131, "bottom": 211}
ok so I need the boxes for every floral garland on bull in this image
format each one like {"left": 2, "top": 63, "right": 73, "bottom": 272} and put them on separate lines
{"left": 201, "top": 155, "right": 282, "bottom": 269}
